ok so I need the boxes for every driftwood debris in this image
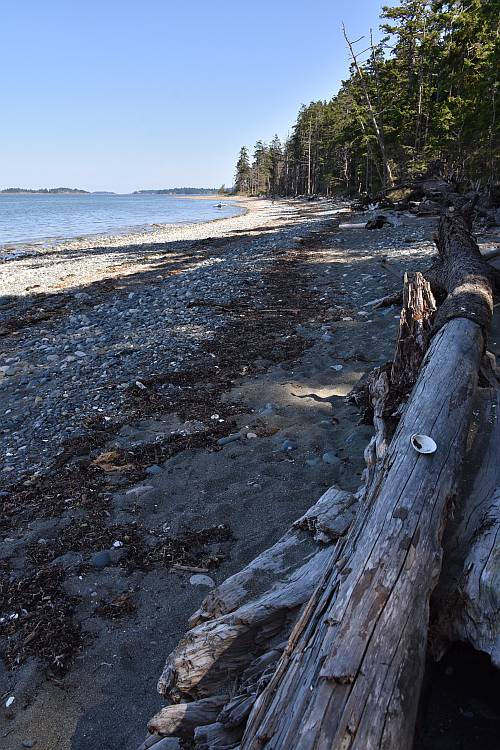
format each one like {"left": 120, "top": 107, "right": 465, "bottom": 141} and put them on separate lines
{"left": 365, "top": 214, "right": 393, "bottom": 230}
{"left": 241, "top": 318, "right": 483, "bottom": 750}
{"left": 432, "top": 387, "right": 500, "bottom": 665}
{"left": 137, "top": 208, "right": 497, "bottom": 749}
{"left": 156, "top": 486, "right": 358, "bottom": 702}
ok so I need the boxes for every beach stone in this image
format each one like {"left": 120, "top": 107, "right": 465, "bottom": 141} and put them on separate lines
{"left": 189, "top": 574, "right": 215, "bottom": 588}
{"left": 306, "top": 457, "right": 321, "bottom": 467}
{"left": 145, "top": 464, "right": 162, "bottom": 475}
{"left": 322, "top": 451, "right": 340, "bottom": 465}
{"left": 22, "top": 740, "right": 36, "bottom": 748}
{"left": 217, "top": 433, "right": 241, "bottom": 446}
{"left": 281, "top": 439, "right": 298, "bottom": 452}
{"left": 91, "top": 550, "right": 112, "bottom": 569}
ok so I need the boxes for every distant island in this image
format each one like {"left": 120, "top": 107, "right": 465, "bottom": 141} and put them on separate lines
{"left": 0, "top": 187, "right": 90, "bottom": 194}
{"left": 133, "top": 187, "right": 221, "bottom": 195}
{"left": 1, "top": 186, "right": 231, "bottom": 196}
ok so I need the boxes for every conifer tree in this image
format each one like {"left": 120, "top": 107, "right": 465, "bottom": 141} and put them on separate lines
{"left": 235, "top": 147, "right": 251, "bottom": 194}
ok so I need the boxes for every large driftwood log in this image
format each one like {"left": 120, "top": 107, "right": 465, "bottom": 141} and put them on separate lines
{"left": 155, "top": 488, "right": 357, "bottom": 701}
{"left": 136, "top": 489, "right": 357, "bottom": 750}
{"left": 432, "top": 386, "right": 500, "bottom": 665}
{"left": 138, "top": 209, "right": 494, "bottom": 749}
{"left": 241, "top": 318, "right": 483, "bottom": 750}
{"left": 422, "top": 208, "right": 493, "bottom": 332}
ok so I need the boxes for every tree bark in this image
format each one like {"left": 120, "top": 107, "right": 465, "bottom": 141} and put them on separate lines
{"left": 426, "top": 208, "right": 494, "bottom": 332}
{"left": 241, "top": 318, "right": 483, "bottom": 750}
{"left": 432, "top": 386, "right": 500, "bottom": 665}
{"left": 156, "top": 488, "right": 358, "bottom": 703}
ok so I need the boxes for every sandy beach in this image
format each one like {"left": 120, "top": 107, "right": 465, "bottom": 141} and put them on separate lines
{"left": 1, "top": 199, "right": 499, "bottom": 750}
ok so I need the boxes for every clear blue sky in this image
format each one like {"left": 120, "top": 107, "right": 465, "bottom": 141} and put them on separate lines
{"left": 0, "top": 1, "right": 394, "bottom": 193}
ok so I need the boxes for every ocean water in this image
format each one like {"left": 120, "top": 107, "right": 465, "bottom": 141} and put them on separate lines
{"left": 0, "top": 193, "right": 243, "bottom": 246}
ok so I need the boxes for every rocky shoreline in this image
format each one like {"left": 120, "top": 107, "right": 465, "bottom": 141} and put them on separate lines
{"left": 1, "top": 200, "right": 499, "bottom": 750}
{"left": 0, "top": 199, "right": 335, "bottom": 482}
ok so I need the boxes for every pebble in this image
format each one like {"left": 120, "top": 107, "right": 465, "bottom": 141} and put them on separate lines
{"left": 91, "top": 550, "right": 112, "bottom": 569}
{"left": 258, "top": 403, "right": 276, "bottom": 416}
{"left": 217, "top": 433, "right": 241, "bottom": 446}
{"left": 145, "top": 464, "right": 162, "bottom": 475}
{"left": 281, "top": 439, "right": 298, "bottom": 452}
{"left": 189, "top": 574, "right": 215, "bottom": 588}
{"left": 322, "top": 451, "right": 340, "bottom": 465}
{"left": 125, "top": 485, "right": 155, "bottom": 496}
{"left": 22, "top": 740, "right": 36, "bottom": 748}
{"left": 306, "top": 457, "right": 321, "bottom": 466}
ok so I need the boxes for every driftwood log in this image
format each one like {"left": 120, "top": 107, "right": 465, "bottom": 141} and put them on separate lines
{"left": 137, "top": 209, "right": 496, "bottom": 749}
{"left": 153, "top": 487, "right": 358, "bottom": 702}
{"left": 241, "top": 319, "right": 483, "bottom": 750}
{"left": 432, "top": 386, "right": 500, "bottom": 665}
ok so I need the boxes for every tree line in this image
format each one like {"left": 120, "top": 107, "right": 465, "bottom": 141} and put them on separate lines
{"left": 234, "top": 0, "right": 499, "bottom": 198}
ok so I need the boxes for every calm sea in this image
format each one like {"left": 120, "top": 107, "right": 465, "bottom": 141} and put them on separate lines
{"left": 0, "top": 193, "right": 243, "bottom": 246}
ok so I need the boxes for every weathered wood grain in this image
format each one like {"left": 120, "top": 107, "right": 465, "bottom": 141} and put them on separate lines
{"left": 241, "top": 318, "right": 483, "bottom": 750}
{"left": 156, "top": 488, "right": 357, "bottom": 703}
{"left": 433, "top": 387, "right": 500, "bottom": 665}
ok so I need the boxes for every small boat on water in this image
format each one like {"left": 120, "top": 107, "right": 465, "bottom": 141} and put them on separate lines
{"left": 214, "top": 202, "right": 227, "bottom": 208}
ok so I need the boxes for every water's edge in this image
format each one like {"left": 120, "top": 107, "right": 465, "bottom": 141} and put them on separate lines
{"left": 0, "top": 195, "right": 245, "bottom": 253}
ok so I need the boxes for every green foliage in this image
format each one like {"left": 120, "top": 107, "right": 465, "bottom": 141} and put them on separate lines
{"left": 235, "top": 0, "right": 499, "bottom": 196}
{"left": 235, "top": 146, "right": 251, "bottom": 193}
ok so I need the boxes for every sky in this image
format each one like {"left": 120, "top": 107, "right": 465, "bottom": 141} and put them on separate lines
{"left": 0, "top": 1, "right": 395, "bottom": 193}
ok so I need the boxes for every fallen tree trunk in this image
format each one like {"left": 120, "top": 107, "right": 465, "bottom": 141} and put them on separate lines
{"left": 425, "top": 208, "right": 494, "bottom": 332}
{"left": 239, "top": 212, "right": 493, "bottom": 750}
{"left": 432, "top": 386, "right": 500, "bottom": 665}
{"left": 138, "top": 209, "right": 494, "bottom": 749}
{"left": 154, "top": 487, "right": 357, "bottom": 702}
{"left": 241, "top": 318, "right": 483, "bottom": 750}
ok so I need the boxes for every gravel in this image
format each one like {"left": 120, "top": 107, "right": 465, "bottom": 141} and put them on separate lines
{"left": 0, "top": 199, "right": 339, "bottom": 482}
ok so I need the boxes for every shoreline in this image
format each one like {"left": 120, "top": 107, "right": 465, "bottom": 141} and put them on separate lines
{"left": 0, "top": 198, "right": 342, "bottom": 299}
{"left": 1, "top": 201, "right": 499, "bottom": 750}
{"left": 0, "top": 197, "right": 248, "bottom": 256}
